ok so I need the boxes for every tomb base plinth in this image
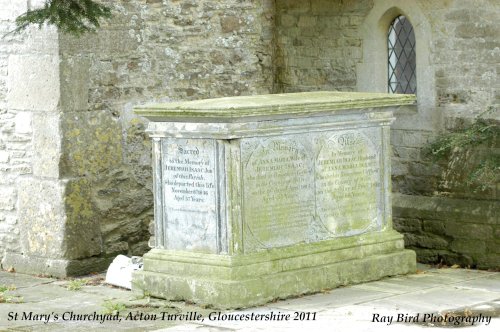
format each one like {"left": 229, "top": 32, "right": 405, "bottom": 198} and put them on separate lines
{"left": 133, "top": 231, "right": 415, "bottom": 309}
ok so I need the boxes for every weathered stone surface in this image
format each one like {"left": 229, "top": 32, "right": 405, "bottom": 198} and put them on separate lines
{"left": 1, "top": 0, "right": 276, "bottom": 274}
{"left": 16, "top": 177, "right": 67, "bottom": 259}
{"left": 133, "top": 92, "right": 416, "bottom": 308}
{"left": 0, "top": 0, "right": 26, "bottom": 21}
{"left": 1, "top": 0, "right": 498, "bottom": 274}
{"left": 16, "top": 177, "right": 102, "bottom": 260}
{"left": 91, "top": 168, "right": 153, "bottom": 256}
{"left": 14, "top": 112, "right": 31, "bottom": 134}
{"left": 60, "top": 56, "right": 91, "bottom": 112}
{"left": 315, "top": 129, "right": 382, "bottom": 236}
{"left": 1, "top": 252, "right": 113, "bottom": 277}
{"left": 160, "top": 138, "right": 218, "bottom": 253}
{"left": 32, "top": 112, "right": 61, "bottom": 178}
{"left": 0, "top": 187, "right": 15, "bottom": 211}
{"left": 7, "top": 55, "right": 60, "bottom": 112}
{"left": 240, "top": 128, "right": 385, "bottom": 252}
{"left": 275, "top": 0, "right": 371, "bottom": 92}
{"left": 220, "top": 15, "right": 242, "bottom": 33}
{"left": 394, "top": 194, "right": 499, "bottom": 225}
{"left": 134, "top": 246, "right": 416, "bottom": 309}
{"left": 64, "top": 178, "right": 103, "bottom": 259}
{"left": 242, "top": 136, "right": 316, "bottom": 250}
{"left": 394, "top": 194, "right": 499, "bottom": 268}
{"left": 137, "top": 91, "right": 415, "bottom": 121}
{"left": 61, "top": 111, "right": 122, "bottom": 178}
{"left": 0, "top": 151, "right": 9, "bottom": 163}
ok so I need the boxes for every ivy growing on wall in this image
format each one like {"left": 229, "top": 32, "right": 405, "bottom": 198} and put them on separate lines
{"left": 425, "top": 106, "right": 499, "bottom": 191}
{"left": 7, "top": 0, "right": 112, "bottom": 36}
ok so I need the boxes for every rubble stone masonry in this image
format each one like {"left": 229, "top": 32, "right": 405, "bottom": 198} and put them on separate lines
{"left": 0, "top": 0, "right": 498, "bottom": 273}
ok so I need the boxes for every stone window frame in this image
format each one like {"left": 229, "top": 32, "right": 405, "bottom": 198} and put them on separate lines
{"left": 357, "top": 1, "right": 436, "bottom": 120}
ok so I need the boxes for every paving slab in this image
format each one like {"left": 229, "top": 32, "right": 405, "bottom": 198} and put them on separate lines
{"left": 0, "top": 273, "right": 54, "bottom": 289}
{"left": 457, "top": 274, "right": 500, "bottom": 292}
{"left": 1, "top": 266, "right": 499, "bottom": 331}
{"left": 364, "top": 285, "right": 500, "bottom": 313}
{"left": 272, "top": 287, "right": 392, "bottom": 310}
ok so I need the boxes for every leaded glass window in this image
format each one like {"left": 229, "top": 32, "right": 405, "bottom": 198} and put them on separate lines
{"left": 388, "top": 15, "right": 416, "bottom": 94}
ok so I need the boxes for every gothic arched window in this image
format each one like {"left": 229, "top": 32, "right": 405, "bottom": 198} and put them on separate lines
{"left": 388, "top": 15, "right": 416, "bottom": 94}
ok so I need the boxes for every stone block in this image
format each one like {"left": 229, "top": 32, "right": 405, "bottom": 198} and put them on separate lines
{"left": 0, "top": 151, "right": 9, "bottom": 163}
{"left": 64, "top": 177, "right": 103, "bottom": 259}
{"left": 20, "top": 25, "right": 60, "bottom": 55}
{"left": 311, "top": 0, "right": 342, "bottom": 15}
{"left": 391, "top": 130, "right": 434, "bottom": 148}
{"left": 414, "top": 234, "right": 449, "bottom": 250}
{"left": 411, "top": 249, "right": 441, "bottom": 264}
{"left": 276, "top": 1, "right": 310, "bottom": 14}
{"left": 59, "top": 29, "right": 141, "bottom": 56}
{"left": 422, "top": 219, "right": 447, "bottom": 236}
{"left": 0, "top": 186, "right": 16, "bottom": 211}
{"left": 220, "top": 15, "right": 242, "bottom": 33}
{"left": 412, "top": 248, "right": 475, "bottom": 267}
{"left": 476, "top": 255, "right": 500, "bottom": 270}
{"left": 1, "top": 252, "right": 113, "bottom": 277}
{"left": 393, "top": 194, "right": 500, "bottom": 225}
{"left": 450, "top": 239, "right": 486, "bottom": 255}
{"left": 16, "top": 177, "right": 102, "bottom": 260}
{"left": 455, "top": 23, "right": 497, "bottom": 38}
{"left": 0, "top": 0, "right": 27, "bottom": 21}
{"left": 61, "top": 111, "right": 122, "bottom": 178}
{"left": 298, "top": 16, "right": 317, "bottom": 28}
{"left": 405, "top": 175, "right": 439, "bottom": 195}
{"left": 408, "top": 162, "right": 443, "bottom": 177}
{"left": 391, "top": 160, "right": 409, "bottom": 176}
{"left": 7, "top": 55, "right": 60, "bottom": 112}
{"left": 60, "top": 56, "right": 90, "bottom": 112}
{"left": 14, "top": 112, "right": 32, "bottom": 134}
{"left": 444, "top": 222, "right": 493, "bottom": 240}
{"left": 32, "top": 112, "right": 62, "bottom": 179}
{"left": 484, "top": 240, "right": 500, "bottom": 254}
{"left": 280, "top": 14, "right": 297, "bottom": 28}
{"left": 393, "top": 217, "right": 422, "bottom": 233}
{"left": 16, "top": 177, "right": 67, "bottom": 259}
{"left": 392, "top": 146, "right": 420, "bottom": 161}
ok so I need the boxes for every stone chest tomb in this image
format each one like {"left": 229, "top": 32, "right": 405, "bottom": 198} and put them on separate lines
{"left": 133, "top": 91, "right": 416, "bottom": 308}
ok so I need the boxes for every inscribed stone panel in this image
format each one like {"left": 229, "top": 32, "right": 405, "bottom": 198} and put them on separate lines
{"left": 240, "top": 127, "right": 384, "bottom": 252}
{"left": 315, "top": 129, "right": 382, "bottom": 236}
{"left": 241, "top": 137, "right": 316, "bottom": 252}
{"left": 161, "top": 138, "right": 218, "bottom": 253}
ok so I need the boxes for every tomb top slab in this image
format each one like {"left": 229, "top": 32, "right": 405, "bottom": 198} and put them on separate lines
{"left": 135, "top": 91, "right": 416, "bottom": 122}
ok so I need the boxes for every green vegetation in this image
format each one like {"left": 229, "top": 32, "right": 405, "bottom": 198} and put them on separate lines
{"left": 0, "top": 284, "right": 16, "bottom": 293}
{"left": 0, "top": 284, "right": 23, "bottom": 303}
{"left": 7, "top": 0, "right": 112, "bottom": 36}
{"left": 425, "top": 106, "right": 499, "bottom": 191}
{"left": 102, "top": 300, "right": 127, "bottom": 315}
{"left": 66, "top": 278, "right": 89, "bottom": 291}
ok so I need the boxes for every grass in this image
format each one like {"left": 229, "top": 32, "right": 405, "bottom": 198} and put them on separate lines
{"left": 0, "top": 284, "right": 16, "bottom": 293}
{"left": 66, "top": 279, "right": 89, "bottom": 291}
{"left": 0, "top": 284, "right": 23, "bottom": 303}
{"left": 102, "top": 300, "right": 127, "bottom": 315}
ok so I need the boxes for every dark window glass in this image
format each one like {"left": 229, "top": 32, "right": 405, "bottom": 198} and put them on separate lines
{"left": 388, "top": 15, "right": 416, "bottom": 94}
